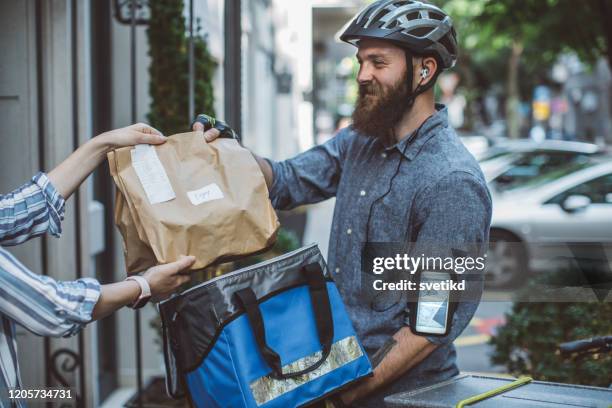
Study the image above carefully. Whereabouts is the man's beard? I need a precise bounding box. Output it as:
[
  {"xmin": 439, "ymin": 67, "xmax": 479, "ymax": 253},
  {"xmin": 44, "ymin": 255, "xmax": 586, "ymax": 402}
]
[{"xmin": 352, "ymin": 72, "xmax": 411, "ymax": 146}]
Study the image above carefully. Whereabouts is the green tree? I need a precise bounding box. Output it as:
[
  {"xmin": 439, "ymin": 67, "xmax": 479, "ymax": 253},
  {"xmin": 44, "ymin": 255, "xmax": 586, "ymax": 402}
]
[
  {"xmin": 147, "ymin": 0, "xmax": 216, "ymax": 134},
  {"xmin": 437, "ymin": 0, "xmax": 612, "ymax": 136}
]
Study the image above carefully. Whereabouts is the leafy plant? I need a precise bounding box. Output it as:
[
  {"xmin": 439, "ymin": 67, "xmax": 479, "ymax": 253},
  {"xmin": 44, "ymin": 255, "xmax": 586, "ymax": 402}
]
[
  {"xmin": 147, "ymin": 0, "xmax": 216, "ymax": 135},
  {"xmin": 490, "ymin": 270, "xmax": 612, "ymax": 387}
]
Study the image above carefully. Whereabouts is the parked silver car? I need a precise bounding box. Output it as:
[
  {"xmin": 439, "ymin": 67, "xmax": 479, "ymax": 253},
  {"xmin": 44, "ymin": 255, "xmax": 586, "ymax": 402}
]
[
  {"xmin": 486, "ymin": 157, "xmax": 612, "ymax": 288},
  {"xmin": 479, "ymin": 139, "xmax": 602, "ymax": 184}
]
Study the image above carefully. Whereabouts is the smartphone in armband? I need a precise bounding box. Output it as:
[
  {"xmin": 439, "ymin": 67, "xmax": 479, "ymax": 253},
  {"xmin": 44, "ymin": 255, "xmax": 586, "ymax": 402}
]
[{"xmin": 407, "ymin": 271, "xmax": 454, "ymax": 337}]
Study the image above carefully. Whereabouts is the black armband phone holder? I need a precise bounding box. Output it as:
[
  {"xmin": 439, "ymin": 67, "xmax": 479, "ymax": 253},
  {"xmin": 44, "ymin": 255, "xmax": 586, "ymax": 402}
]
[
  {"xmin": 405, "ymin": 269, "xmax": 459, "ymax": 337},
  {"xmin": 405, "ymin": 248, "xmax": 468, "ymax": 337}
]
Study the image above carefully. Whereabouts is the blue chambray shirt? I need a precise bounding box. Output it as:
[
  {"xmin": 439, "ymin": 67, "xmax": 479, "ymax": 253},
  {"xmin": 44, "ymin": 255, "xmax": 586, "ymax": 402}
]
[{"xmin": 267, "ymin": 105, "xmax": 492, "ymax": 405}]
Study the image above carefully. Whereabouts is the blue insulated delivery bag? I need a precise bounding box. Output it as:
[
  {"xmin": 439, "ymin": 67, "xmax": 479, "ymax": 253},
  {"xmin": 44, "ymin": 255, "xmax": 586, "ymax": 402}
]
[{"xmin": 159, "ymin": 244, "xmax": 372, "ymax": 407}]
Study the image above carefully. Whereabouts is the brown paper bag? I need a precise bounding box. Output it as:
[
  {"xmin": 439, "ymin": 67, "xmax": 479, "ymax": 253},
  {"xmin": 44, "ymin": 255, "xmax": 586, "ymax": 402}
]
[
  {"xmin": 108, "ymin": 131, "xmax": 279, "ymax": 275},
  {"xmin": 109, "ymin": 149, "xmax": 151, "ymax": 249},
  {"xmin": 108, "ymin": 148, "xmax": 157, "ymax": 273},
  {"xmin": 114, "ymin": 186, "xmax": 157, "ymax": 273}
]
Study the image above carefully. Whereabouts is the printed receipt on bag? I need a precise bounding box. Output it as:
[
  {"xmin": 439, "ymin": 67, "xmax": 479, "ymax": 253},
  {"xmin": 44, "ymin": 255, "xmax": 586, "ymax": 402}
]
[{"xmin": 131, "ymin": 144, "xmax": 176, "ymax": 204}]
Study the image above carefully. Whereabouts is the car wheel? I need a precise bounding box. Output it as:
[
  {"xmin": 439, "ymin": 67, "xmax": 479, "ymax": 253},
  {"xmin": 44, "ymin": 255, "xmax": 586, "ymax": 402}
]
[{"xmin": 485, "ymin": 230, "xmax": 528, "ymax": 289}]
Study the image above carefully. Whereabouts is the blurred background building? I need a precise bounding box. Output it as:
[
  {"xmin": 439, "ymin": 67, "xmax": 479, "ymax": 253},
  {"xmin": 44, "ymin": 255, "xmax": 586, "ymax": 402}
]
[{"xmin": 1, "ymin": 0, "xmax": 611, "ymax": 406}]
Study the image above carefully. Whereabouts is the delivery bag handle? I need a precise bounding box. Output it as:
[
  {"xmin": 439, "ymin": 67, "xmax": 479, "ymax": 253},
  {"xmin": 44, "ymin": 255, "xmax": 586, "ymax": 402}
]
[{"xmin": 233, "ymin": 263, "xmax": 334, "ymax": 379}]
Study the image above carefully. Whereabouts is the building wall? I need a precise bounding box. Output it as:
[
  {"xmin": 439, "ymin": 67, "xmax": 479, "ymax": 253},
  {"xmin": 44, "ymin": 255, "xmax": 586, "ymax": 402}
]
[
  {"xmin": 273, "ymin": 0, "xmax": 314, "ymax": 157},
  {"xmin": 241, "ymin": 0, "xmax": 312, "ymax": 160},
  {"xmin": 0, "ymin": 0, "xmax": 311, "ymax": 405},
  {"xmin": 0, "ymin": 0, "xmax": 46, "ymax": 393},
  {"xmin": 0, "ymin": 1, "xmax": 100, "ymax": 406}
]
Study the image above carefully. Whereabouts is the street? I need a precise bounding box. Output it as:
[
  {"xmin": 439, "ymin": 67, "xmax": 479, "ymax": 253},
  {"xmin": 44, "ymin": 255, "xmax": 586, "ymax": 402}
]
[{"xmin": 455, "ymin": 300, "xmax": 513, "ymax": 374}]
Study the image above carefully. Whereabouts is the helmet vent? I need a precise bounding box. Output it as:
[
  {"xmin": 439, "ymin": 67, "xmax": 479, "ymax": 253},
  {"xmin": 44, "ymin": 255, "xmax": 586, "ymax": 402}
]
[
  {"xmin": 371, "ymin": 9, "xmax": 390, "ymax": 24},
  {"xmin": 407, "ymin": 11, "xmax": 420, "ymax": 21},
  {"xmin": 358, "ymin": 7, "xmax": 376, "ymax": 25},
  {"xmin": 429, "ymin": 12, "xmax": 444, "ymax": 21},
  {"xmin": 410, "ymin": 27, "xmax": 434, "ymax": 38}
]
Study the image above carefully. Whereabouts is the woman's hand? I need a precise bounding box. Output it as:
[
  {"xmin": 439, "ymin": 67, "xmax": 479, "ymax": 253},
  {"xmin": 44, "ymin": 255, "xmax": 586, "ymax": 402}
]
[
  {"xmin": 92, "ymin": 256, "xmax": 196, "ymax": 320},
  {"xmin": 98, "ymin": 123, "xmax": 167, "ymax": 151},
  {"xmin": 144, "ymin": 255, "xmax": 196, "ymax": 302}
]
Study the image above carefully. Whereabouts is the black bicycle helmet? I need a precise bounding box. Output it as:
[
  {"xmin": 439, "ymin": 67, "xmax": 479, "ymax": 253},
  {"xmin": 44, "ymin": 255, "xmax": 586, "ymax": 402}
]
[{"xmin": 340, "ymin": 0, "xmax": 458, "ymax": 70}]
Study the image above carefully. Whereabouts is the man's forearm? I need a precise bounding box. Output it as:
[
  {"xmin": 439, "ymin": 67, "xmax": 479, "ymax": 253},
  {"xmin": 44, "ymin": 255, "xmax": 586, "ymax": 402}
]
[
  {"xmin": 253, "ymin": 153, "xmax": 274, "ymax": 189},
  {"xmin": 342, "ymin": 327, "xmax": 437, "ymax": 404}
]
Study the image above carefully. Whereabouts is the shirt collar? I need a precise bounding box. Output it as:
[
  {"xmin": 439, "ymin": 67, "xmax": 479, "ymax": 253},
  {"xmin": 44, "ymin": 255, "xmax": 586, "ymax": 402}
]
[{"xmin": 385, "ymin": 104, "xmax": 448, "ymax": 160}]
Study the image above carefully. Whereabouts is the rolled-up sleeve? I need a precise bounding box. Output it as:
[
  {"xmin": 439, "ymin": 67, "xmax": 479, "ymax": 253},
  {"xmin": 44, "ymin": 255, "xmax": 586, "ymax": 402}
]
[
  {"xmin": 412, "ymin": 171, "xmax": 492, "ymax": 346},
  {"xmin": 0, "ymin": 248, "xmax": 101, "ymax": 337},
  {"xmin": 0, "ymin": 172, "xmax": 66, "ymax": 245},
  {"xmin": 266, "ymin": 128, "xmax": 352, "ymax": 210}
]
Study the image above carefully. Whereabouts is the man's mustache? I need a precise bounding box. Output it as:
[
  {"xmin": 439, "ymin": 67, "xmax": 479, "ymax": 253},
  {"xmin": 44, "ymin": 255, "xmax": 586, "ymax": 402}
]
[{"xmin": 358, "ymin": 82, "xmax": 382, "ymax": 97}]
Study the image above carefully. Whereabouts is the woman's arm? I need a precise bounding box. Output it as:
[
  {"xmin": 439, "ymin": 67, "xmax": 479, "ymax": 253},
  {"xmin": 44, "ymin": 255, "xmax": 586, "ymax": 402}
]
[
  {"xmin": 0, "ymin": 123, "xmax": 166, "ymax": 246},
  {"xmin": 0, "ymin": 247, "xmax": 194, "ymax": 338},
  {"xmin": 0, "ymin": 173, "xmax": 65, "ymax": 245},
  {"xmin": 91, "ymin": 256, "xmax": 195, "ymax": 320},
  {"xmin": 48, "ymin": 123, "xmax": 167, "ymax": 200}
]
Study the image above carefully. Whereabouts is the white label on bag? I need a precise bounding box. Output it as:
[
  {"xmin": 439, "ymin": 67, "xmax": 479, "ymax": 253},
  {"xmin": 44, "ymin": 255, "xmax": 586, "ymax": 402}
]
[
  {"xmin": 130, "ymin": 144, "xmax": 176, "ymax": 204},
  {"xmin": 187, "ymin": 183, "xmax": 224, "ymax": 206}
]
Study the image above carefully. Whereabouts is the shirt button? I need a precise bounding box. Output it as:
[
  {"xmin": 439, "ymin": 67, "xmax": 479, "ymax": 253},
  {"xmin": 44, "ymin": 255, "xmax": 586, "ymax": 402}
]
[
  {"xmin": 381, "ymin": 152, "xmax": 387, "ymax": 158},
  {"xmin": 360, "ymin": 190, "xmax": 366, "ymax": 196},
  {"xmin": 347, "ymin": 228, "xmax": 352, "ymax": 235}
]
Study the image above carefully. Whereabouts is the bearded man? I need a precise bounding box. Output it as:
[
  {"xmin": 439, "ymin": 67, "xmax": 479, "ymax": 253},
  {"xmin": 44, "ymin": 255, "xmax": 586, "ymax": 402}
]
[{"xmin": 194, "ymin": 1, "xmax": 492, "ymax": 406}]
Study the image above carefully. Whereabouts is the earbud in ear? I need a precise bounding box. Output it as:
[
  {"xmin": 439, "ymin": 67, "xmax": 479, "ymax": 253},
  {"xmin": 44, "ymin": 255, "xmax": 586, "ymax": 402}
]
[{"xmin": 420, "ymin": 68, "xmax": 429, "ymax": 79}]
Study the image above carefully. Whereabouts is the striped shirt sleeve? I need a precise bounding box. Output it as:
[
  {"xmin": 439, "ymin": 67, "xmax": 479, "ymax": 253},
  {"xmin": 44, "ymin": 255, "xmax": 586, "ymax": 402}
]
[
  {"xmin": 0, "ymin": 172, "xmax": 65, "ymax": 246},
  {"xmin": 0, "ymin": 248, "xmax": 101, "ymax": 338}
]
